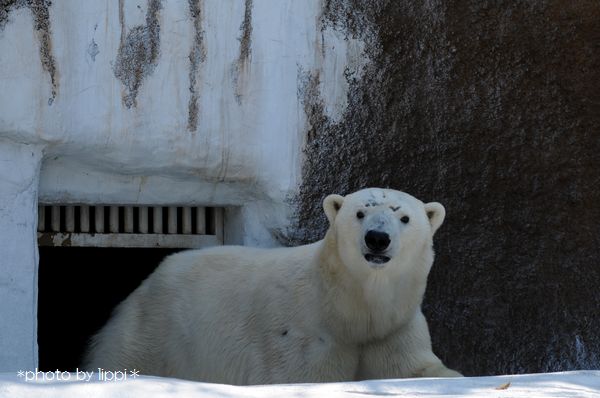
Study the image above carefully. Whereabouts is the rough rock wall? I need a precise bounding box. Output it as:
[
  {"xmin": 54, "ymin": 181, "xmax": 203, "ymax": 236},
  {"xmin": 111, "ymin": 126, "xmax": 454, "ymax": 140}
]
[{"xmin": 293, "ymin": 0, "xmax": 600, "ymax": 375}]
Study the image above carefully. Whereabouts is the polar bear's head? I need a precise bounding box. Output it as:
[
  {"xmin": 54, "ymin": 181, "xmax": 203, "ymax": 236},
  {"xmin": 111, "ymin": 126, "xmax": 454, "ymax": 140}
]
[{"xmin": 323, "ymin": 188, "xmax": 445, "ymax": 278}]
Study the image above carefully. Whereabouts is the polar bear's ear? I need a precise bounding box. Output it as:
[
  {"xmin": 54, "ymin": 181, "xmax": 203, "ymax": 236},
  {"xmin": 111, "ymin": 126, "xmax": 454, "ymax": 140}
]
[
  {"xmin": 424, "ymin": 202, "xmax": 445, "ymax": 235},
  {"xmin": 323, "ymin": 194, "xmax": 344, "ymax": 224}
]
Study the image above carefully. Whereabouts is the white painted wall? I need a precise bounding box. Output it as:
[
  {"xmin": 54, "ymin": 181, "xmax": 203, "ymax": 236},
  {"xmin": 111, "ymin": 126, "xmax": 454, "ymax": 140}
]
[
  {"xmin": 0, "ymin": 0, "xmax": 367, "ymax": 371},
  {"xmin": 0, "ymin": 141, "xmax": 43, "ymax": 372}
]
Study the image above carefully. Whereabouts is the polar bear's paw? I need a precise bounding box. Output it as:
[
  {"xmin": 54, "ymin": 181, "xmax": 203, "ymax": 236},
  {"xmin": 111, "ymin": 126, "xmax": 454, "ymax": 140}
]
[{"xmin": 416, "ymin": 363, "xmax": 463, "ymax": 378}]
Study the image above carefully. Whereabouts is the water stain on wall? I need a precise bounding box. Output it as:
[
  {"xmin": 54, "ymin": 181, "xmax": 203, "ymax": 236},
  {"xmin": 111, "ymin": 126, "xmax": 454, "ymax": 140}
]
[
  {"xmin": 87, "ymin": 38, "xmax": 99, "ymax": 62},
  {"xmin": 292, "ymin": 0, "xmax": 600, "ymax": 376},
  {"xmin": 113, "ymin": 0, "xmax": 162, "ymax": 109},
  {"xmin": 187, "ymin": 0, "xmax": 206, "ymax": 132},
  {"xmin": 232, "ymin": 0, "xmax": 252, "ymax": 105},
  {"xmin": 238, "ymin": 0, "xmax": 252, "ymax": 62},
  {"xmin": 87, "ymin": 24, "xmax": 100, "ymax": 63},
  {"xmin": 1, "ymin": 0, "xmax": 58, "ymax": 105}
]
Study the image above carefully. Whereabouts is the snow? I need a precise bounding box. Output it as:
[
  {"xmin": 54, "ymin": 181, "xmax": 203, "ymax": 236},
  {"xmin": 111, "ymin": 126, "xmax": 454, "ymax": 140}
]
[{"xmin": 1, "ymin": 371, "xmax": 598, "ymax": 398}]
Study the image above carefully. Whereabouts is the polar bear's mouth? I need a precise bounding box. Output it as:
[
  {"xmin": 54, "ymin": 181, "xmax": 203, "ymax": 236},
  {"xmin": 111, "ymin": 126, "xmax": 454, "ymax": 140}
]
[{"xmin": 364, "ymin": 253, "xmax": 391, "ymax": 265}]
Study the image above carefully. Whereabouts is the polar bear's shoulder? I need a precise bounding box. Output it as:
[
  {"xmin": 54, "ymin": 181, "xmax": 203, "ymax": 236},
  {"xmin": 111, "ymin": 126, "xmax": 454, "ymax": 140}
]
[{"xmin": 157, "ymin": 242, "xmax": 322, "ymax": 276}]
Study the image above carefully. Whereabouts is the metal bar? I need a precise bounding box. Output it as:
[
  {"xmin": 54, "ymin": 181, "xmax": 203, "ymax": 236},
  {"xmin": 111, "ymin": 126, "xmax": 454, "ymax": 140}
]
[
  {"xmin": 37, "ymin": 232, "xmax": 221, "ymax": 248},
  {"xmin": 168, "ymin": 206, "xmax": 177, "ymax": 234},
  {"xmin": 214, "ymin": 208, "xmax": 224, "ymax": 241},
  {"xmin": 109, "ymin": 206, "xmax": 119, "ymax": 233},
  {"xmin": 65, "ymin": 206, "xmax": 75, "ymax": 232},
  {"xmin": 196, "ymin": 206, "xmax": 206, "ymax": 234},
  {"xmin": 124, "ymin": 206, "xmax": 134, "ymax": 233},
  {"xmin": 182, "ymin": 207, "xmax": 192, "ymax": 234},
  {"xmin": 153, "ymin": 206, "xmax": 163, "ymax": 233},
  {"xmin": 51, "ymin": 206, "xmax": 60, "ymax": 232},
  {"xmin": 37, "ymin": 206, "xmax": 45, "ymax": 232},
  {"xmin": 39, "ymin": 204, "xmax": 225, "ymax": 245},
  {"xmin": 80, "ymin": 205, "xmax": 90, "ymax": 233},
  {"xmin": 139, "ymin": 206, "xmax": 148, "ymax": 234},
  {"xmin": 95, "ymin": 206, "xmax": 105, "ymax": 233}
]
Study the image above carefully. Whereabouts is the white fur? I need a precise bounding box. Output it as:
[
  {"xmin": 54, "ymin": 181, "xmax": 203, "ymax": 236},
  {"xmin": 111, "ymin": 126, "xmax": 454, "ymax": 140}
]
[{"xmin": 84, "ymin": 188, "xmax": 461, "ymax": 384}]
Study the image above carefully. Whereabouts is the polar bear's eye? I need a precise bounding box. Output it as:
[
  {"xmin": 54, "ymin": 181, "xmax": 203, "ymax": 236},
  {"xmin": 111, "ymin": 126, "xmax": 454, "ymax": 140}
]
[
  {"xmin": 401, "ymin": 216, "xmax": 410, "ymax": 224},
  {"xmin": 356, "ymin": 211, "xmax": 365, "ymax": 219}
]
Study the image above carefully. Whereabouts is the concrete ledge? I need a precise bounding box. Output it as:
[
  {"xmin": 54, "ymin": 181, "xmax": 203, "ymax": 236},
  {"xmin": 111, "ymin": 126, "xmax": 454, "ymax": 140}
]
[{"xmin": 0, "ymin": 371, "xmax": 598, "ymax": 398}]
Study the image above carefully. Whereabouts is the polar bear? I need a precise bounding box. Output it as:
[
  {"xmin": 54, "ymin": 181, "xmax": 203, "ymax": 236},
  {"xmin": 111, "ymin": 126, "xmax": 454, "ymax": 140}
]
[{"xmin": 84, "ymin": 188, "xmax": 461, "ymax": 384}]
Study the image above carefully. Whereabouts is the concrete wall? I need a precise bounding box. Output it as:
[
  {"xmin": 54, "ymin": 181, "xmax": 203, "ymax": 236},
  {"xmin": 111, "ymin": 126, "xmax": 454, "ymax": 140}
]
[
  {"xmin": 0, "ymin": 0, "xmax": 367, "ymax": 242},
  {"xmin": 0, "ymin": 141, "xmax": 43, "ymax": 372}
]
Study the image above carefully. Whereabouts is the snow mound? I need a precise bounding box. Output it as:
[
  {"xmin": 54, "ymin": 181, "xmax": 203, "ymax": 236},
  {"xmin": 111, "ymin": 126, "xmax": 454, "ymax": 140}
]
[{"xmin": 0, "ymin": 370, "xmax": 598, "ymax": 398}]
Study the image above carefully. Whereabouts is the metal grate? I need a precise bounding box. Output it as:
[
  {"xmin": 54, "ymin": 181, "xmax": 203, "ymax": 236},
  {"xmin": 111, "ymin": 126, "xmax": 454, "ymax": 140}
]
[{"xmin": 37, "ymin": 205, "xmax": 223, "ymax": 248}]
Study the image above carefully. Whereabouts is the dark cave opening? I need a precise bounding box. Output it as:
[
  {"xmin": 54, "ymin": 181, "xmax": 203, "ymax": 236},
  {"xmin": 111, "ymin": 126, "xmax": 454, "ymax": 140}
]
[{"xmin": 37, "ymin": 247, "xmax": 179, "ymax": 371}]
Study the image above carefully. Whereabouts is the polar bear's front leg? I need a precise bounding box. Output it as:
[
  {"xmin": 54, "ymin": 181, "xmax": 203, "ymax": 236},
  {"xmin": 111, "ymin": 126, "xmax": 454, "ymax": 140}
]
[{"xmin": 356, "ymin": 310, "xmax": 462, "ymax": 380}]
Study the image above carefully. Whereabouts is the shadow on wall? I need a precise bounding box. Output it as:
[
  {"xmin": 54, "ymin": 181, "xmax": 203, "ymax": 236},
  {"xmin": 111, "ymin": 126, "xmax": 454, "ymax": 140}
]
[{"xmin": 291, "ymin": 0, "xmax": 600, "ymax": 375}]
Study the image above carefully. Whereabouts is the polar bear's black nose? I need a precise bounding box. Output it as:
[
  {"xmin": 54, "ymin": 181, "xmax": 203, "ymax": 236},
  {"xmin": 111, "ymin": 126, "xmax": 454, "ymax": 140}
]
[{"xmin": 365, "ymin": 230, "xmax": 390, "ymax": 252}]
